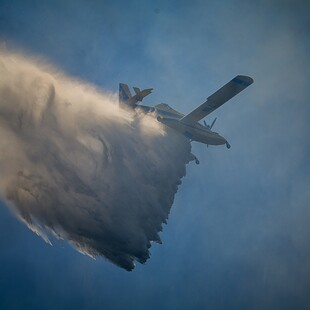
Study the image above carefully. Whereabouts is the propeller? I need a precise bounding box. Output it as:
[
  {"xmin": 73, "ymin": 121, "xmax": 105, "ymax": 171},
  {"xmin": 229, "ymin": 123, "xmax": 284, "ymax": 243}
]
[
  {"xmin": 203, "ymin": 118, "xmax": 217, "ymax": 148},
  {"xmin": 203, "ymin": 117, "xmax": 217, "ymax": 130}
]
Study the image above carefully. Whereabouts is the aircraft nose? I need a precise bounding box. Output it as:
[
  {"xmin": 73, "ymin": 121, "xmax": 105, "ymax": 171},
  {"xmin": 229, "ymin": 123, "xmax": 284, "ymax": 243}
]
[{"xmin": 217, "ymin": 134, "xmax": 227, "ymax": 144}]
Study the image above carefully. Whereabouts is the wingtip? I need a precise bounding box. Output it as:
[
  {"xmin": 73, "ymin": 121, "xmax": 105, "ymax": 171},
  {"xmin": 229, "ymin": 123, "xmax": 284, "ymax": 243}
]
[
  {"xmin": 238, "ymin": 75, "xmax": 254, "ymax": 84},
  {"xmin": 233, "ymin": 75, "xmax": 254, "ymax": 87}
]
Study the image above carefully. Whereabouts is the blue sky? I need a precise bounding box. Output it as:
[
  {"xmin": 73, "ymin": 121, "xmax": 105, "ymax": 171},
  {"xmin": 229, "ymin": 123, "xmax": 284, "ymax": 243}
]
[{"xmin": 0, "ymin": 0, "xmax": 310, "ymax": 309}]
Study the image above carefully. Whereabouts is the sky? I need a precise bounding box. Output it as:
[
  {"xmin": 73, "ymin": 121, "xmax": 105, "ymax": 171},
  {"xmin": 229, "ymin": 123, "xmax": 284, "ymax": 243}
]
[{"xmin": 0, "ymin": 0, "xmax": 310, "ymax": 309}]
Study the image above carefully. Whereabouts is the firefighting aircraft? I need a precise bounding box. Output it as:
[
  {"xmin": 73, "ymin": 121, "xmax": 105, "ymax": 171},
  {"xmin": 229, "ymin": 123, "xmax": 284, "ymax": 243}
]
[{"xmin": 119, "ymin": 75, "xmax": 253, "ymax": 164}]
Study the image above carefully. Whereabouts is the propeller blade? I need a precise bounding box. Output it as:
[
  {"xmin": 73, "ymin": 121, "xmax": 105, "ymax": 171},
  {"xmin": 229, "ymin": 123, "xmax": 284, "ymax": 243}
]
[{"xmin": 210, "ymin": 117, "xmax": 217, "ymax": 129}]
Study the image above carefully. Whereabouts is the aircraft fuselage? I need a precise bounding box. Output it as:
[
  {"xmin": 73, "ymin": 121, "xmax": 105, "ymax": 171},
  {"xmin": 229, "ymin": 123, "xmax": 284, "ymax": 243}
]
[
  {"xmin": 137, "ymin": 104, "xmax": 228, "ymax": 147},
  {"xmin": 158, "ymin": 117, "xmax": 227, "ymax": 145}
]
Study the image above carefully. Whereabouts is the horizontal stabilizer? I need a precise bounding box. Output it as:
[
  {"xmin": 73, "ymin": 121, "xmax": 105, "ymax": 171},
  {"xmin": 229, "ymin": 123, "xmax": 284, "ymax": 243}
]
[
  {"xmin": 180, "ymin": 75, "xmax": 253, "ymax": 124},
  {"xmin": 134, "ymin": 87, "xmax": 153, "ymax": 102},
  {"xmin": 133, "ymin": 87, "xmax": 141, "ymax": 95},
  {"xmin": 119, "ymin": 83, "xmax": 153, "ymax": 108}
]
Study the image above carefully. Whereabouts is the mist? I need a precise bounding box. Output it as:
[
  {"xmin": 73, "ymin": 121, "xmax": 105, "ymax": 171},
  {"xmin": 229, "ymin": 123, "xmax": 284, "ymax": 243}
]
[{"xmin": 0, "ymin": 49, "xmax": 191, "ymax": 271}]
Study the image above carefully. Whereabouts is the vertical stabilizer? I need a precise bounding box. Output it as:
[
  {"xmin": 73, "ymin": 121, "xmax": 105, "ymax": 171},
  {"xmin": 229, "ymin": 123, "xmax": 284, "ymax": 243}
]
[{"xmin": 119, "ymin": 83, "xmax": 132, "ymax": 103}]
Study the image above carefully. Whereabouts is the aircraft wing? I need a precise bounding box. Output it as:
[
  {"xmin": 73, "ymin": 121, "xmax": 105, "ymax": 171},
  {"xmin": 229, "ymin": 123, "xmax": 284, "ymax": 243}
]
[{"xmin": 180, "ymin": 75, "xmax": 253, "ymax": 124}]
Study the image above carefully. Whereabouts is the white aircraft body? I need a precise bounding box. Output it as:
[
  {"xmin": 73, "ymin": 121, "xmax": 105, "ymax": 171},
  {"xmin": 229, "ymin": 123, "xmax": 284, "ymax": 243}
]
[{"xmin": 119, "ymin": 75, "xmax": 253, "ymax": 163}]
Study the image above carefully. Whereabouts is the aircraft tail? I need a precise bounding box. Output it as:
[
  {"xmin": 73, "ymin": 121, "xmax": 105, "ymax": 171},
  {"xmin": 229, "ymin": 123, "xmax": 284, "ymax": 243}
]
[{"xmin": 119, "ymin": 83, "xmax": 153, "ymax": 108}]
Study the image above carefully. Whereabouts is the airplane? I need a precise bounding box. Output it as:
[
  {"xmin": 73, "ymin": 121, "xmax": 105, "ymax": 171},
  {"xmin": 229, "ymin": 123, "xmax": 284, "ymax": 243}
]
[{"xmin": 119, "ymin": 75, "xmax": 253, "ymax": 164}]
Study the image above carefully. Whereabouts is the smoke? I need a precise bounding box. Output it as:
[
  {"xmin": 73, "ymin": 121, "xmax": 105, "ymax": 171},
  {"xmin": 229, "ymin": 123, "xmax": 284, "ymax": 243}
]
[{"xmin": 0, "ymin": 49, "xmax": 191, "ymax": 271}]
